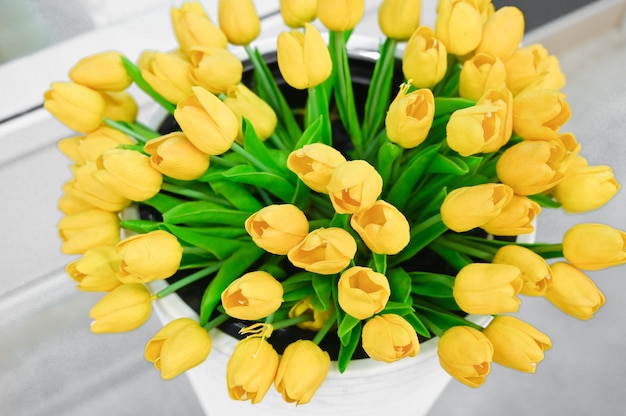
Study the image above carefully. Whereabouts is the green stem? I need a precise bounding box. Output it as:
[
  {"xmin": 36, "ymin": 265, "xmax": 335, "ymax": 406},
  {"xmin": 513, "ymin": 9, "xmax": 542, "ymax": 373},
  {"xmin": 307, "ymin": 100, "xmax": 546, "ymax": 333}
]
[
  {"xmin": 203, "ymin": 312, "xmax": 231, "ymax": 331},
  {"xmin": 104, "ymin": 118, "xmax": 150, "ymax": 143},
  {"xmin": 120, "ymin": 56, "xmax": 176, "ymax": 114},
  {"xmin": 271, "ymin": 314, "xmax": 315, "ymax": 330},
  {"xmin": 433, "ymin": 236, "xmax": 497, "ymax": 262},
  {"xmin": 230, "ymin": 142, "xmax": 271, "ymax": 173},
  {"xmin": 160, "ymin": 182, "xmax": 230, "ymax": 205},
  {"xmin": 312, "ymin": 309, "xmax": 337, "ymax": 345},
  {"xmin": 156, "ymin": 262, "xmax": 224, "ymax": 298}
]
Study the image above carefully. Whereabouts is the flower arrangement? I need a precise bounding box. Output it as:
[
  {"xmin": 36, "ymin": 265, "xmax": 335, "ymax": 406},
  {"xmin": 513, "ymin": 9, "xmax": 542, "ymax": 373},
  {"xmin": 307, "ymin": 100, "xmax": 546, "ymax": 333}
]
[{"xmin": 47, "ymin": 0, "xmax": 625, "ymax": 407}]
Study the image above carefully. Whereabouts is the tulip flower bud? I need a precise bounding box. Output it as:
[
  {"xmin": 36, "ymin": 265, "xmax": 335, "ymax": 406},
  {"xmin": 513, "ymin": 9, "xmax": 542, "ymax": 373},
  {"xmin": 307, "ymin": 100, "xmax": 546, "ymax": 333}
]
[
  {"xmin": 68, "ymin": 162, "xmax": 131, "ymax": 212},
  {"xmin": 66, "ymin": 246, "xmax": 122, "ymax": 292},
  {"xmin": 563, "ymin": 224, "xmax": 626, "ymax": 271},
  {"xmin": 188, "ymin": 46, "xmax": 243, "ymax": 95},
  {"xmin": 385, "ymin": 84, "xmax": 434, "ymax": 149},
  {"xmin": 482, "ymin": 316, "xmax": 551, "ymax": 373},
  {"xmin": 288, "ymin": 227, "xmax": 357, "ymax": 274},
  {"xmin": 553, "ymin": 165, "xmax": 620, "ymax": 213},
  {"xmin": 327, "ymin": 160, "xmax": 383, "ymax": 214},
  {"xmin": 89, "ymin": 283, "xmax": 153, "ymax": 333},
  {"xmin": 275, "ymin": 340, "xmax": 331, "ymax": 405},
  {"xmin": 58, "ymin": 208, "xmax": 120, "ymax": 254},
  {"xmin": 227, "ymin": 337, "xmax": 279, "ymax": 404},
  {"xmin": 116, "ymin": 230, "xmax": 183, "ymax": 283},
  {"xmin": 504, "ymin": 44, "xmax": 565, "ymax": 96},
  {"xmin": 402, "ymin": 26, "xmax": 448, "ymax": 89},
  {"xmin": 496, "ymin": 140, "xmax": 566, "ymax": 196},
  {"xmin": 446, "ymin": 103, "xmax": 504, "ymax": 157},
  {"xmin": 224, "ymin": 84, "xmax": 278, "ymax": 142},
  {"xmin": 475, "ymin": 88, "xmax": 513, "ymax": 151},
  {"xmin": 280, "ymin": 0, "xmax": 317, "ymax": 28},
  {"xmin": 287, "ymin": 143, "xmax": 347, "ymax": 193},
  {"xmin": 138, "ymin": 50, "xmax": 193, "ymax": 105},
  {"xmin": 218, "ymin": 0, "xmax": 261, "ymax": 45},
  {"xmin": 44, "ymin": 81, "xmax": 106, "ymax": 133},
  {"xmin": 94, "ymin": 148, "xmax": 163, "ymax": 202},
  {"xmin": 288, "ymin": 297, "xmax": 333, "ymax": 331},
  {"xmin": 101, "ymin": 90, "xmax": 138, "ymax": 122},
  {"xmin": 277, "ymin": 23, "xmax": 333, "ymax": 90},
  {"xmin": 350, "ymin": 200, "xmax": 411, "ymax": 255},
  {"xmin": 453, "ymin": 263, "xmax": 523, "ymax": 314},
  {"xmin": 58, "ymin": 135, "xmax": 85, "ymax": 164},
  {"xmin": 378, "ymin": 0, "xmax": 421, "ymax": 41},
  {"xmin": 317, "ymin": 0, "xmax": 365, "ymax": 31},
  {"xmin": 221, "ymin": 271, "xmax": 284, "ymax": 320},
  {"xmin": 78, "ymin": 126, "xmax": 134, "ymax": 163},
  {"xmin": 475, "ymin": 7, "xmax": 524, "ymax": 60},
  {"xmin": 144, "ymin": 132, "xmax": 210, "ymax": 181},
  {"xmin": 338, "ymin": 266, "xmax": 391, "ymax": 319},
  {"xmin": 481, "ymin": 194, "xmax": 541, "ymax": 237},
  {"xmin": 69, "ymin": 51, "xmax": 132, "ymax": 92},
  {"xmin": 170, "ymin": 2, "xmax": 228, "ymax": 53},
  {"xmin": 245, "ymin": 204, "xmax": 309, "ymax": 255},
  {"xmin": 513, "ymin": 89, "xmax": 571, "ymax": 140},
  {"xmin": 145, "ymin": 318, "xmax": 212, "ymax": 380},
  {"xmin": 362, "ymin": 314, "xmax": 420, "ymax": 363},
  {"xmin": 174, "ymin": 86, "xmax": 239, "ymax": 155},
  {"xmin": 492, "ymin": 245, "xmax": 551, "ymax": 296},
  {"xmin": 435, "ymin": 0, "xmax": 483, "ymax": 56},
  {"xmin": 459, "ymin": 53, "xmax": 507, "ymax": 101},
  {"xmin": 544, "ymin": 262, "xmax": 605, "ymax": 320},
  {"xmin": 58, "ymin": 180, "xmax": 95, "ymax": 215},
  {"xmin": 440, "ymin": 183, "xmax": 514, "ymax": 232},
  {"xmin": 438, "ymin": 326, "xmax": 493, "ymax": 388}
]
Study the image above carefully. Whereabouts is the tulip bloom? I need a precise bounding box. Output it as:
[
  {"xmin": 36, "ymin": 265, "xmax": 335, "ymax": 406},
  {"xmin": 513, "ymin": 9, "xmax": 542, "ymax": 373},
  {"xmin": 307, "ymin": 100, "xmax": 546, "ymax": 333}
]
[
  {"xmin": 227, "ymin": 337, "xmax": 279, "ymax": 404},
  {"xmin": 385, "ymin": 84, "xmax": 434, "ymax": 149},
  {"xmin": 288, "ymin": 297, "xmax": 333, "ymax": 331},
  {"xmin": 317, "ymin": 0, "xmax": 364, "ymax": 31},
  {"xmin": 361, "ymin": 314, "xmax": 420, "ymax": 363},
  {"xmin": 66, "ymin": 246, "xmax": 122, "ymax": 292},
  {"xmin": 188, "ymin": 46, "xmax": 243, "ymax": 95},
  {"xmin": 481, "ymin": 194, "xmax": 541, "ymax": 237},
  {"xmin": 44, "ymin": 81, "xmax": 106, "ymax": 132},
  {"xmin": 218, "ymin": 0, "xmax": 261, "ymax": 45},
  {"xmin": 275, "ymin": 340, "xmax": 331, "ymax": 405},
  {"xmin": 116, "ymin": 230, "xmax": 183, "ymax": 283},
  {"xmin": 288, "ymin": 227, "xmax": 357, "ymax": 274},
  {"xmin": 69, "ymin": 51, "xmax": 132, "ymax": 92},
  {"xmin": 101, "ymin": 91, "xmax": 138, "ymax": 122},
  {"xmin": 326, "ymin": 160, "xmax": 383, "ymax": 214},
  {"xmin": 446, "ymin": 103, "xmax": 505, "ymax": 156},
  {"xmin": 170, "ymin": 1, "xmax": 228, "ymax": 52},
  {"xmin": 79, "ymin": 126, "xmax": 134, "ymax": 163},
  {"xmin": 224, "ymin": 84, "xmax": 278, "ymax": 142},
  {"xmin": 144, "ymin": 132, "xmax": 210, "ymax": 181},
  {"xmin": 563, "ymin": 224, "xmax": 626, "ymax": 271},
  {"xmin": 94, "ymin": 148, "xmax": 163, "ymax": 202},
  {"xmin": 453, "ymin": 263, "xmax": 523, "ymax": 314},
  {"xmin": 221, "ymin": 271, "xmax": 284, "ymax": 320},
  {"xmin": 553, "ymin": 165, "xmax": 620, "ymax": 213},
  {"xmin": 402, "ymin": 26, "xmax": 448, "ymax": 89},
  {"xmin": 459, "ymin": 53, "xmax": 507, "ymax": 101},
  {"xmin": 277, "ymin": 23, "xmax": 333, "ymax": 90},
  {"xmin": 476, "ymin": 88, "xmax": 514, "ymax": 151},
  {"xmin": 287, "ymin": 143, "xmax": 347, "ymax": 193},
  {"xmin": 440, "ymin": 183, "xmax": 514, "ymax": 232},
  {"xmin": 438, "ymin": 326, "xmax": 493, "ymax": 388},
  {"xmin": 544, "ymin": 262, "xmax": 605, "ymax": 320},
  {"xmin": 138, "ymin": 50, "xmax": 194, "ymax": 105},
  {"xmin": 58, "ymin": 181, "xmax": 95, "ymax": 215},
  {"xmin": 350, "ymin": 200, "xmax": 411, "ymax": 255},
  {"xmin": 89, "ymin": 283, "xmax": 153, "ymax": 333},
  {"xmin": 504, "ymin": 44, "xmax": 566, "ymax": 96},
  {"xmin": 482, "ymin": 316, "xmax": 551, "ymax": 373},
  {"xmin": 245, "ymin": 204, "xmax": 309, "ymax": 255},
  {"xmin": 435, "ymin": 0, "xmax": 483, "ymax": 56},
  {"xmin": 68, "ymin": 162, "xmax": 131, "ymax": 212},
  {"xmin": 145, "ymin": 317, "xmax": 212, "ymax": 380},
  {"xmin": 58, "ymin": 208, "xmax": 120, "ymax": 254},
  {"xmin": 280, "ymin": 0, "xmax": 317, "ymax": 28},
  {"xmin": 512, "ymin": 89, "xmax": 571, "ymax": 140},
  {"xmin": 58, "ymin": 135, "xmax": 85, "ymax": 164},
  {"xmin": 174, "ymin": 86, "xmax": 239, "ymax": 155},
  {"xmin": 475, "ymin": 7, "xmax": 524, "ymax": 60},
  {"xmin": 492, "ymin": 245, "xmax": 551, "ymax": 296},
  {"xmin": 338, "ymin": 266, "xmax": 391, "ymax": 319},
  {"xmin": 378, "ymin": 0, "xmax": 421, "ymax": 41}
]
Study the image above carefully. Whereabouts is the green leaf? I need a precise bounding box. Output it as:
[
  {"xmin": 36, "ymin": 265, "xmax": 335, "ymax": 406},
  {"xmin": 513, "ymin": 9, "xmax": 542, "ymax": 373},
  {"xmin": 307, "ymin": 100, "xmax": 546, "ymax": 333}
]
[
  {"xmin": 377, "ymin": 141, "xmax": 403, "ymax": 191},
  {"xmin": 404, "ymin": 312, "xmax": 430, "ymax": 338},
  {"xmin": 391, "ymin": 215, "xmax": 448, "ymax": 266},
  {"xmin": 162, "ymin": 224, "xmax": 245, "ymax": 260},
  {"xmin": 221, "ymin": 165, "xmax": 296, "ymax": 202},
  {"xmin": 387, "ymin": 267, "xmax": 412, "ymax": 304},
  {"xmin": 312, "ymin": 274, "xmax": 333, "ymax": 311},
  {"xmin": 141, "ymin": 193, "xmax": 184, "ymax": 214},
  {"xmin": 337, "ymin": 322, "xmax": 362, "ymax": 373},
  {"xmin": 162, "ymin": 200, "xmax": 251, "ymax": 226},
  {"xmin": 293, "ymin": 116, "xmax": 323, "ymax": 149},
  {"xmin": 381, "ymin": 301, "xmax": 414, "ymax": 315},
  {"xmin": 241, "ymin": 118, "xmax": 290, "ymax": 176},
  {"xmin": 208, "ymin": 180, "xmax": 263, "ymax": 212},
  {"xmin": 373, "ymin": 253, "xmax": 387, "ymax": 274},
  {"xmin": 305, "ymin": 84, "xmax": 332, "ymax": 145},
  {"xmin": 414, "ymin": 303, "xmax": 482, "ymax": 336},
  {"xmin": 120, "ymin": 56, "xmax": 175, "ymax": 114},
  {"xmin": 528, "ymin": 193, "xmax": 562, "ymax": 208},
  {"xmin": 282, "ymin": 285, "xmax": 316, "ymax": 302},
  {"xmin": 337, "ymin": 314, "xmax": 361, "ymax": 345},
  {"xmin": 425, "ymin": 154, "xmax": 472, "ymax": 175},
  {"xmin": 119, "ymin": 219, "xmax": 160, "ymax": 234},
  {"xmin": 433, "ymin": 97, "xmax": 475, "ymax": 117},
  {"xmin": 410, "ymin": 272, "xmax": 455, "ymax": 298}
]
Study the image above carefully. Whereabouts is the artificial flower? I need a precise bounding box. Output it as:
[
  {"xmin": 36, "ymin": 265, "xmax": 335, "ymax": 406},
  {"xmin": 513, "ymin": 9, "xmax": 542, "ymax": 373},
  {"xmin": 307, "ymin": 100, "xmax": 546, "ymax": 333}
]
[
  {"xmin": 438, "ymin": 326, "xmax": 493, "ymax": 388},
  {"xmin": 288, "ymin": 297, "xmax": 333, "ymax": 331},
  {"xmin": 57, "ymin": 208, "xmax": 120, "ymax": 254},
  {"xmin": 279, "ymin": 0, "xmax": 317, "ymax": 28},
  {"xmin": 544, "ymin": 262, "xmax": 605, "ymax": 320},
  {"xmin": 218, "ymin": 0, "xmax": 261, "ymax": 46},
  {"xmin": 188, "ymin": 46, "xmax": 243, "ymax": 94},
  {"xmin": 504, "ymin": 43, "xmax": 565, "ymax": 96},
  {"xmin": 89, "ymin": 283, "xmax": 153, "ymax": 333},
  {"xmin": 446, "ymin": 103, "xmax": 505, "ymax": 156},
  {"xmin": 69, "ymin": 51, "xmax": 132, "ymax": 92},
  {"xmin": 361, "ymin": 314, "xmax": 420, "ymax": 363},
  {"xmin": 44, "ymin": 81, "xmax": 106, "ymax": 132},
  {"xmin": 78, "ymin": 125, "xmax": 134, "ymax": 162},
  {"xmin": 512, "ymin": 88, "xmax": 571, "ymax": 140},
  {"xmin": 385, "ymin": 84, "xmax": 435, "ymax": 149},
  {"xmin": 435, "ymin": 0, "xmax": 483, "ymax": 56},
  {"xmin": 481, "ymin": 194, "xmax": 541, "ymax": 236},
  {"xmin": 492, "ymin": 245, "xmax": 552, "ymax": 296},
  {"xmin": 378, "ymin": 0, "xmax": 421, "ymax": 41},
  {"xmin": 316, "ymin": 0, "xmax": 365, "ymax": 31},
  {"xmin": 144, "ymin": 132, "xmax": 211, "ymax": 181},
  {"xmin": 326, "ymin": 160, "xmax": 383, "ymax": 214},
  {"xmin": 221, "ymin": 271, "xmax": 284, "ymax": 320},
  {"xmin": 101, "ymin": 90, "xmax": 138, "ymax": 122},
  {"xmin": 350, "ymin": 200, "xmax": 411, "ymax": 255},
  {"xmin": 170, "ymin": 1, "xmax": 228, "ymax": 52},
  {"xmin": 223, "ymin": 83, "xmax": 278, "ymax": 142},
  {"xmin": 115, "ymin": 230, "xmax": 183, "ymax": 283},
  {"xmin": 287, "ymin": 227, "xmax": 357, "ymax": 274},
  {"xmin": 226, "ymin": 337, "xmax": 279, "ymax": 404},
  {"xmin": 475, "ymin": 6, "xmax": 524, "ymax": 60},
  {"xmin": 562, "ymin": 224, "xmax": 626, "ymax": 271},
  {"xmin": 402, "ymin": 26, "xmax": 448, "ymax": 88},
  {"xmin": 66, "ymin": 246, "xmax": 122, "ymax": 292},
  {"xmin": 57, "ymin": 135, "xmax": 85, "ymax": 165},
  {"xmin": 338, "ymin": 266, "xmax": 391, "ymax": 319},
  {"xmin": 245, "ymin": 204, "xmax": 309, "ymax": 255},
  {"xmin": 459, "ymin": 53, "xmax": 507, "ymax": 101},
  {"xmin": 553, "ymin": 164, "xmax": 620, "ymax": 213},
  {"xmin": 286, "ymin": 143, "xmax": 347, "ymax": 193},
  {"xmin": 138, "ymin": 50, "xmax": 194, "ymax": 104},
  {"xmin": 67, "ymin": 162, "xmax": 131, "ymax": 212}
]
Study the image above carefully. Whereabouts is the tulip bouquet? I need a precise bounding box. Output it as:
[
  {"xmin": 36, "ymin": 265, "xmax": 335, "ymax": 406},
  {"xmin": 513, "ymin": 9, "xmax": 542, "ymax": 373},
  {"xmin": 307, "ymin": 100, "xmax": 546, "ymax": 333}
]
[{"xmin": 47, "ymin": 0, "xmax": 625, "ymax": 407}]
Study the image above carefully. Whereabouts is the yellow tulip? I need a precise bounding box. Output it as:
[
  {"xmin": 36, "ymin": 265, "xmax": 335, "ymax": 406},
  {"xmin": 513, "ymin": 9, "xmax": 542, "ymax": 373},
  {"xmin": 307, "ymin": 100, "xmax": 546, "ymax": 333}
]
[
  {"xmin": 327, "ymin": 160, "xmax": 383, "ymax": 214},
  {"xmin": 435, "ymin": 0, "xmax": 483, "ymax": 56},
  {"xmin": 69, "ymin": 51, "xmax": 132, "ymax": 92},
  {"xmin": 475, "ymin": 6, "xmax": 524, "ymax": 60},
  {"xmin": 453, "ymin": 263, "xmax": 523, "ymax": 314},
  {"xmin": 286, "ymin": 143, "xmax": 347, "ymax": 193},
  {"xmin": 350, "ymin": 200, "xmax": 411, "ymax": 255},
  {"xmin": 544, "ymin": 262, "xmax": 605, "ymax": 320},
  {"xmin": 223, "ymin": 84, "xmax": 278, "ymax": 142},
  {"xmin": 287, "ymin": 227, "xmax": 357, "ymax": 274},
  {"xmin": 58, "ymin": 208, "xmax": 120, "ymax": 254},
  {"xmin": 378, "ymin": 0, "xmax": 421, "ymax": 41},
  {"xmin": 218, "ymin": 0, "xmax": 261, "ymax": 45},
  {"xmin": 188, "ymin": 46, "xmax": 243, "ymax": 95},
  {"xmin": 101, "ymin": 90, "xmax": 138, "ymax": 122},
  {"xmin": 402, "ymin": 26, "xmax": 448, "ymax": 89},
  {"xmin": 361, "ymin": 314, "xmax": 420, "ymax": 363},
  {"xmin": 67, "ymin": 162, "xmax": 131, "ymax": 212},
  {"xmin": 280, "ymin": 0, "xmax": 317, "ymax": 28},
  {"xmin": 459, "ymin": 53, "xmax": 506, "ymax": 101},
  {"xmin": 57, "ymin": 135, "xmax": 85, "ymax": 164},
  {"xmin": 317, "ymin": 0, "xmax": 364, "ymax": 31},
  {"xmin": 277, "ymin": 23, "xmax": 333, "ymax": 90},
  {"xmin": 482, "ymin": 316, "xmax": 551, "ymax": 373},
  {"xmin": 116, "ymin": 230, "xmax": 183, "ymax": 283},
  {"xmin": 89, "ymin": 283, "xmax": 153, "ymax": 333},
  {"xmin": 227, "ymin": 337, "xmax": 279, "ymax": 404},
  {"xmin": 288, "ymin": 297, "xmax": 333, "ymax": 331},
  {"xmin": 438, "ymin": 326, "xmax": 493, "ymax": 388},
  {"xmin": 221, "ymin": 271, "xmax": 284, "ymax": 320},
  {"xmin": 481, "ymin": 194, "xmax": 541, "ymax": 237},
  {"xmin": 144, "ymin": 132, "xmax": 210, "ymax": 181},
  {"xmin": 145, "ymin": 317, "xmax": 212, "ymax": 380},
  {"xmin": 44, "ymin": 81, "xmax": 106, "ymax": 133},
  {"xmin": 446, "ymin": 103, "xmax": 504, "ymax": 156},
  {"xmin": 138, "ymin": 50, "xmax": 193, "ymax": 105},
  {"xmin": 475, "ymin": 88, "xmax": 513, "ymax": 152},
  {"xmin": 245, "ymin": 204, "xmax": 309, "ymax": 255},
  {"xmin": 78, "ymin": 125, "xmax": 134, "ymax": 163},
  {"xmin": 170, "ymin": 1, "xmax": 228, "ymax": 53},
  {"xmin": 58, "ymin": 180, "xmax": 96, "ymax": 215},
  {"xmin": 274, "ymin": 340, "xmax": 331, "ymax": 405},
  {"xmin": 66, "ymin": 246, "xmax": 122, "ymax": 292},
  {"xmin": 504, "ymin": 44, "xmax": 565, "ymax": 96},
  {"xmin": 563, "ymin": 224, "xmax": 626, "ymax": 271},
  {"xmin": 492, "ymin": 245, "xmax": 551, "ymax": 296},
  {"xmin": 174, "ymin": 86, "xmax": 239, "ymax": 155},
  {"xmin": 512, "ymin": 88, "xmax": 571, "ymax": 140},
  {"xmin": 440, "ymin": 183, "xmax": 514, "ymax": 232},
  {"xmin": 385, "ymin": 84, "xmax": 434, "ymax": 149},
  {"xmin": 553, "ymin": 165, "xmax": 620, "ymax": 213},
  {"xmin": 338, "ymin": 266, "xmax": 391, "ymax": 319}
]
